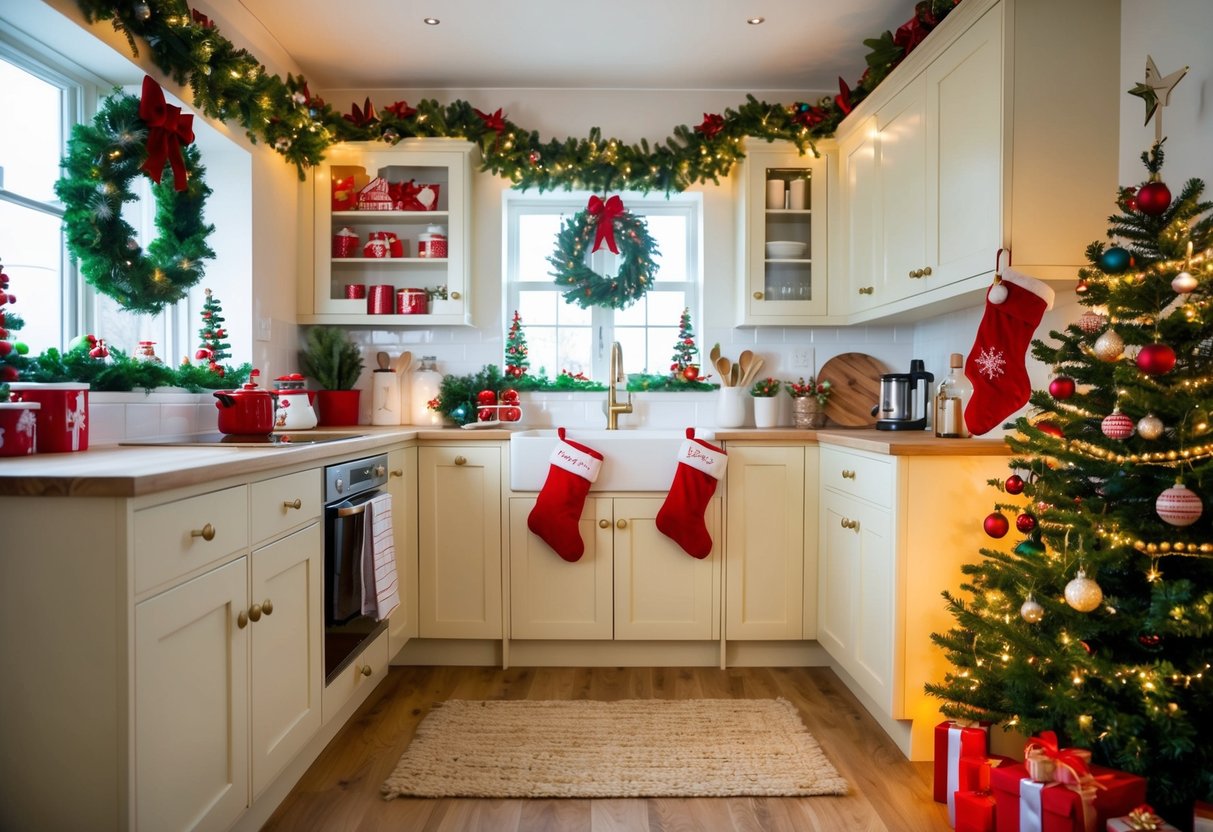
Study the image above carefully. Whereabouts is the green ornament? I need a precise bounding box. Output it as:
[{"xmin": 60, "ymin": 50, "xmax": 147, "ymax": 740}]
[{"xmin": 13, "ymin": 341, "xmax": 28, "ymax": 355}]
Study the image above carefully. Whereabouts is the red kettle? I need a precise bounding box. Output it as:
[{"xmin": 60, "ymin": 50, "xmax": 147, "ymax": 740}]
[{"xmin": 213, "ymin": 370, "xmax": 275, "ymax": 434}]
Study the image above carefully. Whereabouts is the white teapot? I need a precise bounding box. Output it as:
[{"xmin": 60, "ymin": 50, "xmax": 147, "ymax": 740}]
[{"xmin": 273, "ymin": 374, "xmax": 318, "ymax": 430}]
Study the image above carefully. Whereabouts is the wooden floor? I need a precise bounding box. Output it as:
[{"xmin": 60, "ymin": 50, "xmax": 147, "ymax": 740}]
[{"xmin": 263, "ymin": 666, "xmax": 951, "ymax": 831}]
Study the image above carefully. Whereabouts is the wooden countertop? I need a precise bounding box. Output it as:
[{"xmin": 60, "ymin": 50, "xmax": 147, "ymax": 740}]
[{"xmin": 0, "ymin": 425, "xmax": 1008, "ymax": 498}]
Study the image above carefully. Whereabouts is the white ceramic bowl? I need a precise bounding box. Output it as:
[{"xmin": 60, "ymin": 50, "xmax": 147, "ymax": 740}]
[{"xmin": 765, "ymin": 240, "xmax": 807, "ymax": 259}]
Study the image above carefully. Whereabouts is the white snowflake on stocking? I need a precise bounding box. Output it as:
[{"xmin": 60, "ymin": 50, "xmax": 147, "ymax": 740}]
[{"xmin": 974, "ymin": 346, "xmax": 1006, "ymax": 380}]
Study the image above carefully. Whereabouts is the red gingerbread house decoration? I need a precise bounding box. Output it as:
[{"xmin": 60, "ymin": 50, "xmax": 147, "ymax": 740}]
[{"xmin": 356, "ymin": 177, "xmax": 394, "ymax": 211}]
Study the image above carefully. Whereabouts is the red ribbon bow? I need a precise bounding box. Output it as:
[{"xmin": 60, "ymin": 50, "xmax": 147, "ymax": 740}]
[
  {"xmin": 587, "ymin": 195, "xmax": 624, "ymax": 254},
  {"xmin": 139, "ymin": 76, "xmax": 195, "ymax": 192},
  {"xmin": 1023, "ymin": 731, "xmax": 1094, "ymax": 784}
]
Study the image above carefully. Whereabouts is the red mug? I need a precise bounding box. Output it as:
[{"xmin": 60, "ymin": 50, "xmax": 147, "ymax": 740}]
[
  {"xmin": 332, "ymin": 227, "xmax": 359, "ymax": 258},
  {"xmin": 367, "ymin": 284, "xmax": 394, "ymax": 314},
  {"xmin": 344, "ymin": 283, "xmax": 367, "ymax": 299}
]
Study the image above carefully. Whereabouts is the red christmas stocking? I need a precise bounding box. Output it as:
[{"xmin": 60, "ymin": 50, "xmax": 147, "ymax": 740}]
[
  {"xmin": 963, "ymin": 266, "xmax": 1054, "ymax": 436},
  {"xmin": 527, "ymin": 427, "xmax": 604, "ymax": 562},
  {"xmin": 656, "ymin": 429, "xmax": 728, "ymax": 558}
]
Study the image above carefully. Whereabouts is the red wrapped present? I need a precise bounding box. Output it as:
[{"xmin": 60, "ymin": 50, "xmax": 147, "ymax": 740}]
[
  {"xmin": 992, "ymin": 762, "xmax": 1147, "ymax": 832},
  {"xmin": 1106, "ymin": 804, "xmax": 1179, "ymax": 831},
  {"xmin": 935, "ymin": 720, "xmax": 991, "ymax": 823},
  {"xmin": 956, "ymin": 790, "xmax": 997, "ymax": 832},
  {"xmin": 1026, "ymin": 731, "xmax": 1093, "ymax": 785},
  {"xmin": 388, "ymin": 179, "xmax": 442, "ymax": 211},
  {"xmin": 356, "ymin": 177, "xmax": 394, "ymax": 211},
  {"xmin": 1195, "ymin": 801, "xmax": 1213, "ymax": 832},
  {"xmin": 960, "ymin": 753, "xmax": 1018, "ymax": 794}
]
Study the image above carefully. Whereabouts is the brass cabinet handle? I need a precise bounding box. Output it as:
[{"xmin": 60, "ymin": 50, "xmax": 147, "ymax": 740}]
[
  {"xmin": 191, "ymin": 523, "xmax": 216, "ymax": 542},
  {"xmin": 248, "ymin": 603, "xmax": 263, "ymax": 622},
  {"xmin": 261, "ymin": 599, "xmax": 273, "ymax": 616},
  {"xmin": 598, "ymin": 519, "xmax": 610, "ymax": 528},
  {"xmin": 922, "ymin": 266, "xmax": 932, "ymax": 276},
  {"xmin": 390, "ymin": 469, "xmax": 403, "ymax": 478},
  {"xmin": 909, "ymin": 268, "xmax": 924, "ymax": 278},
  {"xmin": 237, "ymin": 610, "xmax": 249, "ymax": 629},
  {"xmin": 449, "ymin": 291, "xmax": 461, "ymax": 300},
  {"xmin": 454, "ymin": 455, "xmax": 467, "ymax": 466},
  {"xmin": 283, "ymin": 498, "xmax": 302, "ymax": 510},
  {"xmin": 616, "ymin": 519, "xmax": 628, "ymax": 529},
  {"xmin": 841, "ymin": 469, "xmax": 856, "ymax": 479},
  {"xmin": 359, "ymin": 664, "xmax": 373, "ymax": 677},
  {"xmin": 753, "ymin": 291, "xmax": 764, "ymax": 300},
  {"xmin": 858, "ymin": 286, "xmax": 874, "ymax": 295},
  {"xmin": 840, "ymin": 518, "xmax": 860, "ymax": 530}
]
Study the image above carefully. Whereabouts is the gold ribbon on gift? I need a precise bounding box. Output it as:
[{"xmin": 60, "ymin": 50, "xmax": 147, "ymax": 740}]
[{"xmin": 1124, "ymin": 804, "xmax": 1166, "ymax": 830}]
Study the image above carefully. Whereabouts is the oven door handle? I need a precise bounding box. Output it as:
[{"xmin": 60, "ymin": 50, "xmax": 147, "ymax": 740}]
[{"xmin": 335, "ymin": 501, "xmax": 370, "ymax": 518}]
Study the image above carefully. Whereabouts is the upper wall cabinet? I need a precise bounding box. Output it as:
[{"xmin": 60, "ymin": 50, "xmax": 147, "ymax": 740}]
[
  {"xmin": 834, "ymin": 0, "xmax": 1119, "ymax": 322},
  {"xmin": 299, "ymin": 139, "xmax": 476, "ymax": 326},
  {"xmin": 735, "ymin": 138, "xmax": 837, "ymax": 324}
]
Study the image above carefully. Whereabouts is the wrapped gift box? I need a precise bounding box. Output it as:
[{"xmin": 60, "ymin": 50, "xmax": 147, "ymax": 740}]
[
  {"xmin": 331, "ymin": 164, "xmax": 367, "ymax": 211},
  {"xmin": 1195, "ymin": 801, "xmax": 1213, "ymax": 832},
  {"xmin": 992, "ymin": 762, "xmax": 1147, "ymax": 832},
  {"xmin": 935, "ymin": 719, "xmax": 991, "ymax": 825},
  {"xmin": 9, "ymin": 382, "xmax": 88, "ymax": 452},
  {"xmin": 1106, "ymin": 807, "xmax": 1178, "ymax": 831},
  {"xmin": 956, "ymin": 789, "xmax": 997, "ymax": 832}
]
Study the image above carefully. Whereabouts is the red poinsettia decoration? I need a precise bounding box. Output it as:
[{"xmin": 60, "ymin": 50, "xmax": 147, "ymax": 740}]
[
  {"xmin": 834, "ymin": 77, "xmax": 854, "ymax": 116},
  {"xmin": 791, "ymin": 103, "xmax": 829, "ymax": 128},
  {"xmin": 385, "ymin": 100, "xmax": 417, "ymax": 120},
  {"xmin": 475, "ymin": 107, "xmax": 506, "ymax": 132},
  {"xmin": 190, "ymin": 8, "xmax": 214, "ymax": 28},
  {"xmin": 695, "ymin": 113, "xmax": 725, "ymax": 139},
  {"xmin": 344, "ymin": 97, "xmax": 378, "ymax": 127}
]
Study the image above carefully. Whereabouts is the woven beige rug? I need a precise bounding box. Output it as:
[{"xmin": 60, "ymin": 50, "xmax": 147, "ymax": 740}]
[{"xmin": 381, "ymin": 698, "xmax": 848, "ymax": 799}]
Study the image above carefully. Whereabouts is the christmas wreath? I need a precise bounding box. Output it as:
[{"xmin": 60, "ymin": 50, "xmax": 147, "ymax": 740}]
[
  {"xmin": 56, "ymin": 77, "xmax": 214, "ymax": 315},
  {"xmin": 547, "ymin": 195, "xmax": 659, "ymax": 309}
]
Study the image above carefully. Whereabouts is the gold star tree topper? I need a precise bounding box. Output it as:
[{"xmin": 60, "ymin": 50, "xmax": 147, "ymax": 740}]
[{"xmin": 1128, "ymin": 55, "xmax": 1189, "ymax": 142}]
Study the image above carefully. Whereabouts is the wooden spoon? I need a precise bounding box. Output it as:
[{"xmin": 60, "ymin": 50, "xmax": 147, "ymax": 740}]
[
  {"xmin": 714, "ymin": 355, "xmax": 732, "ymax": 386},
  {"xmin": 394, "ymin": 350, "xmax": 413, "ymax": 376},
  {"xmin": 376, "ymin": 351, "xmax": 390, "ymax": 370},
  {"xmin": 737, "ymin": 350, "xmax": 754, "ymax": 386},
  {"xmin": 710, "ymin": 343, "xmax": 721, "ymax": 366},
  {"xmin": 730, "ymin": 362, "xmax": 740, "ymax": 387},
  {"xmin": 743, "ymin": 357, "xmax": 765, "ymax": 388}
]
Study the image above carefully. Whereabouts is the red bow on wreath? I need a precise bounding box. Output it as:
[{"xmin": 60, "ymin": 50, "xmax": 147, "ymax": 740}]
[
  {"xmin": 587, "ymin": 195, "xmax": 624, "ymax": 254},
  {"xmin": 139, "ymin": 76, "xmax": 195, "ymax": 192}
]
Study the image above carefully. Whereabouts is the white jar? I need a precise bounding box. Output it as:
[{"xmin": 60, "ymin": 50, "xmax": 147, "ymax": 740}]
[
  {"xmin": 411, "ymin": 356, "xmax": 444, "ymax": 425},
  {"xmin": 418, "ymin": 225, "xmax": 448, "ymax": 259}
]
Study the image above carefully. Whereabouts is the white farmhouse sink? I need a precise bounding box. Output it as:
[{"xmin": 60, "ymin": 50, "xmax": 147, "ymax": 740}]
[{"xmin": 509, "ymin": 428, "xmax": 715, "ymax": 491}]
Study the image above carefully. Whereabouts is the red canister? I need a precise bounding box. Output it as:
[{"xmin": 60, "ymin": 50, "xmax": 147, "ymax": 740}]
[
  {"xmin": 396, "ymin": 288, "xmax": 428, "ymax": 315},
  {"xmin": 0, "ymin": 401, "xmax": 39, "ymax": 456},
  {"xmin": 344, "ymin": 283, "xmax": 367, "ymax": 299},
  {"xmin": 8, "ymin": 382, "xmax": 89, "ymax": 453},
  {"xmin": 332, "ymin": 227, "xmax": 359, "ymax": 258},
  {"xmin": 367, "ymin": 284, "xmax": 395, "ymax": 314}
]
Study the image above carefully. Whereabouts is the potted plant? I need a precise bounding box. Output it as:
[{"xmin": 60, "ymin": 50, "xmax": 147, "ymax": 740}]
[
  {"xmin": 298, "ymin": 327, "xmax": 365, "ymax": 426},
  {"xmin": 749, "ymin": 377, "xmax": 782, "ymax": 428},
  {"xmin": 786, "ymin": 376, "xmax": 831, "ymax": 429}
]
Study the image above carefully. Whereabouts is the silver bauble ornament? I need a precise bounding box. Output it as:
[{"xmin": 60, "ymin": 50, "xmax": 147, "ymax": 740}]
[
  {"xmin": 1020, "ymin": 595, "xmax": 1045, "ymax": 624},
  {"xmin": 1093, "ymin": 329, "xmax": 1124, "ymax": 362},
  {"xmin": 1136, "ymin": 413, "xmax": 1164, "ymax": 440},
  {"xmin": 1064, "ymin": 569, "xmax": 1103, "ymax": 613},
  {"xmin": 1172, "ymin": 270, "xmax": 1198, "ymax": 294}
]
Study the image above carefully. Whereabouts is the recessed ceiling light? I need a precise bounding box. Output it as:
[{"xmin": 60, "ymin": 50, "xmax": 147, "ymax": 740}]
[
  {"xmin": 423, "ymin": 17, "xmax": 440, "ymax": 25},
  {"xmin": 747, "ymin": 16, "xmax": 765, "ymax": 25}
]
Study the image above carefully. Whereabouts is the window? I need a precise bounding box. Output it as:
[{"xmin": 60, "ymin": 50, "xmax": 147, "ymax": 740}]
[{"xmin": 504, "ymin": 192, "xmax": 701, "ymax": 380}]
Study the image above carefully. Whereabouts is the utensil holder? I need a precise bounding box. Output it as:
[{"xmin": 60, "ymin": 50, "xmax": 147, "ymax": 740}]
[{"xmin": 716, "ymin": 387, "xmax": 747, "ymax": 428}]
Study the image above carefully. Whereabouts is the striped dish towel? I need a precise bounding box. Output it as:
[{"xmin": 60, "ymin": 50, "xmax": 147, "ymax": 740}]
[{"xmin": 361, "ymin": 492, "xmax": 400, "ymax": 619}]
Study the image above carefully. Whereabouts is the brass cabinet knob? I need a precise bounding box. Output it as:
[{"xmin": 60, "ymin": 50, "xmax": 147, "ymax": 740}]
[
  {"xmin": 909, "ymin": 268, "xmax": 924, "ymax": 278},
  {"xmin": 858, "ymin": 286, "xmax": 874, "ymax": 295},
  {"xmin": 449, "ymin": 291, "xmax": 461, "ymax": 300},
  {"xmin": 841, "ymin": 469, "xmax": 856, "ymax": 479},
  {"xmin": 359, "ymin": 664, "xmax": 373, "ymax": 677},
  {"xmin": 598, "ymin": 519, "xmax": 610, "ymax": 528},
  {"xmin": 237, "ymin": 610, "xmax": 249, "ymax": 629},
  {"xmin": 840, "ymin": 518, "xmax": 860, "ymax": 531},
  {"xmin": 261, "ymin": 599, "xmax": 273, "ymax": 616},
  {"xmin": 922, "ymin": 266, "xmax": 932, "ymax": 276},
  {"xmin": 616, "ymin": 519, "xmax": 628, "ymax": 529},
  {"xmin": 283, "ymin": 498, "xmax": 302, "ymax": 510},
  {"xmin": 248, "ymin": 603, "xmax": 263, "ymax": 622},
  {"xmin": 454, "ymin": 455, "xmax": 467, "ymax": 466},
  {"xmin": 390, "ymin": 469, "xmax": 403, "ymax": 478},
  {"xmin": 191, "ymin": 523, "xmax": 216, "ymax": 542},
  {"xmin": 753, "ymin": 291, "xmax": 764, "ymax": 300}
]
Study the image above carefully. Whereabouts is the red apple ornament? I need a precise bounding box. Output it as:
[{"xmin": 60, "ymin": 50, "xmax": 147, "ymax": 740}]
[
  {"xmin": 1004, "ymin": 474, "xmax": 1025, "ymax": 495},
  {"xmin": 1049, "ymin": 376, "xmax": 1076, "ymax": 400},
  {"xmin": 477, "ymin": 389, "xmax": 497, "ymax": 406},
  {"xmin": 1137, "ymin": 343, "xmax": 1176, "ymax": 376}
]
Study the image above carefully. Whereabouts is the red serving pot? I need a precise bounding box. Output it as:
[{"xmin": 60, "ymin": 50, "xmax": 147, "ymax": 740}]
[{"xmin": 213, "ymin": 377, "xmax": 275, "ymax": 434}]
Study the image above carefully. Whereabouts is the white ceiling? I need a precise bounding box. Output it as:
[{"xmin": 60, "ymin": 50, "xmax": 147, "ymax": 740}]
[{"xmin": 237, "ymin": 0, "xmax": 910, "ymax": 91}]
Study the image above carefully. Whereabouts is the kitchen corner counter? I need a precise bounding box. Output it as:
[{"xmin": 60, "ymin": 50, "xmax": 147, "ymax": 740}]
[{"xmin": 715, "ymin": 427, "xmax": 1011, "ymax": 455}]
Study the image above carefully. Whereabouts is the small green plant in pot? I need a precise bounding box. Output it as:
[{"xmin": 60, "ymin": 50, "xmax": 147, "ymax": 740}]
[
  {"xmin": 750, "ymin": 377, "xmax": 782, "ymax": 428},
  {"xmin": 298, "ymin": 327, "xmax": 364, "ymax": 426}
]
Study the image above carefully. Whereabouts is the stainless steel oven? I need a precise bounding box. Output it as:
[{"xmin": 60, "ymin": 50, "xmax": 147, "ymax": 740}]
[{"xmin": 323, "ymin": 452, "xmax": 389, "ymax": 683}]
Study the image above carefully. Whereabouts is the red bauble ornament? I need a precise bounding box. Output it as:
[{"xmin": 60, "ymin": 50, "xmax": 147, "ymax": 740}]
[
  {"xmin": 1037, "ymin": 421, "xmax": 1063, "ymax": 438},
  {"xmin": 501, "ymin": 388, "xmax": 519, "ymax": 404},
  {"xmin": 682, "ymin": 365, "xmax": 700, "ymax": 381},
  {"xmin": 0, "ymin": 365, "xmax": 17, "ymax": 382},
  {"xmin": 195, "ymin": 348, "xmax": 212, "ymax": 360},
  {"xmin": 1138, "ymin": 633, "xmax": 1162, "ymax": 648},
  {"xmin": 1075, "ymin": 278, "xmax": 1089, "ymax": 295},
  {"xmin": 1118, "ymin": 186, "xmax": 1138, "ymax": 212},
  {"xmin": 1015, "ymin": 513, "xmax": 1037, "ymax": 533},
  {"xmin": 501, "ymin": 406, "xmax": 522, "ymax": 422},
  {"xmin": 1101, "ymin": 410, "xmax": 1134, "ymax": 440},
  {"xmin": 983, "ymin": 512, "xmax": 1010, "ymax": 539},
  {"xmin": 477, "ymin": 389, "xmax": 497, "ymax": 406},
  {"xmin": 1137, "ymin": 180, "xmax": 1171, "ymax": 215},
  {"xmin": 1049, "ymin": 376, "xmax": 1076, "ymax": 400},
  {"xmin": 1004, "ymin": 474, "xmax": 1025, "ymax": 495},
  {"xmin": 478, "ymin": 407, "xmax": 495, "ymax": 422},
  {"xmin": 1136, "ymin": 343, "xmax": 1176, "ymax": 376},
  {"xmin": 0, "ymin": 341, "xmax": 10, "ymax": 357},
  {"xmin": 1155, "ymin": 482, "xmax": 1203, "ymax": 527}
]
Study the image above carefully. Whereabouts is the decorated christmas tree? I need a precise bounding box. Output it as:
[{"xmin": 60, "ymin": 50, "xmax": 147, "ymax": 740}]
[
  {"xmin": 928, "ymin": 74, "xmax": 1213, "ymax": 817},
  {"xmin": 0, "ymin": 261, "xmax": 30, "ymax": 398},
  {"xmin": 669, "ymin": 307, "xmax": 701, "ymax": 381},
  {"xmin": 504, "ymin": 310, "xmax": 529, "ymax": 379},
  {"xmin": 195, "ymin": 288, "xmax": 230, "ymax": 374}
]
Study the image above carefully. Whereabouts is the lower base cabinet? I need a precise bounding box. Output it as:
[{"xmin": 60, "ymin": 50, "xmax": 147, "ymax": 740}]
[{"xmin": 509, "ymin": 496, "xmax": 720, "ymax": 641}]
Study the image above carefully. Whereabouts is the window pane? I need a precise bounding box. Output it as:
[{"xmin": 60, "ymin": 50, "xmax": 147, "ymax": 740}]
[
  {"xmin": 557, "ymin": 299, "xmax": 591, "ymax": 326},
  {"xmin": 0, "ymin": 202, "xmax": 61, "ymax": 354},
  {"xmin": 648, "ymin": 327, "xmax": 679, "ymax": 374},
  {"xmin": 615, "ymin": 328, "xmax": 647, "ymax": 374},
  {"xmin": 558, "ymin": 327, "xmax": 591, "ymax": 377},
  {"xmin": 518, "ymin": 290, "xmax": 558, "ymax": 325},
  {"xmin": 614, "ymin": 294, "xmax": 647, "ymax": 326},
  {"xmin": 647, "ymin": 290, "xmax": 687, "ymax": 325},
  {"xmin": 645, "ymin": 215, "xmax": 687, "ymax": 280},
  {"xmin": 518, "ymin": 214, "xmax": 563, "ymax": 281},
  {"xmin": 524, "ymin": 326, "xmax": 558, "ymax": 377},
  {"xmin": 0, "ymin": 60, "xmax": 62, "ymax": 202}
]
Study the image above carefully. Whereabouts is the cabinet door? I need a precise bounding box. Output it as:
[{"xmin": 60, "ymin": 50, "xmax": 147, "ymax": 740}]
[
  {"xmin": 613, "ymin": 497, "xmax": 719, "ymax": 640},
  {"xmin": 508, "ymin": 497, "xmax": 612, "ymax": 640},
  {"xmin": 818, "ymin": 491, "xmax": 858, "ymax": 663},
  {"xmin": 878, "ymin": 76, "xmax": 928, "ymax": 303},
  {"xmin": 249, "ymin": 523, "xmax": 322, "ymax": 798},
  {"xmin": 135, "ymin": 558, "xmax": 249, "ymax": 832},
  {"xmin": 926, "ymin": 5, "xmax": 1002, "ymax": 290},
  {"xmin": 724, "ymin": 446, "xmax": 805, "ymax": 640},
  {"xmin": 838, "ymin": 118, "xmax": 881, "ymax": 314},
  {"xmin": 418, "ymin": 445, "xmax": 502, "ymax": 638},
  {"xmin": 387, "ymin": 446, "xmax": 419, "ymax": 654}
]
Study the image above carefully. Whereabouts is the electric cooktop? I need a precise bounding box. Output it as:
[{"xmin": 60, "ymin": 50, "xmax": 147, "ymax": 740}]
[{"xmin": 119, "ymin": 431, "xmax": 368, "ymax": 447}]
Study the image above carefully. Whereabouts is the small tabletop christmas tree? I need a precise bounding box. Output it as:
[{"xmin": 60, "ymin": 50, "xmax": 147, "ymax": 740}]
[
  {"xmin": 195, "ymin": 288, "xmax": 230, "ymax": 374},
  {"xmin": 669, "ymin": 307, "xmax": 700, "ymax": 381},
  {"xmin": 504, "ymin": 310, "xmax": 530, "ymax": 379},
  {"xmin": 0, "ymin": 261, "xmax": 30, "ymax": 398},
  {"xmin": 928, "ymin": 62, "xmax": 1213, "ymax": 819}
]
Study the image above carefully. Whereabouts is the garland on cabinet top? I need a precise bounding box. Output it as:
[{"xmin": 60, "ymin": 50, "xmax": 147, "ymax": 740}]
[{"xmin": 75, "ymin": 0, "xmax": 961, "ymax": 192}]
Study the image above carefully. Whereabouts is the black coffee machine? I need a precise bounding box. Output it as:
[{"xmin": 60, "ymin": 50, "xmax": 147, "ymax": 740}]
[{"xmin": 874, "ymin": 359, "xmax": 934, "ymax": 431}]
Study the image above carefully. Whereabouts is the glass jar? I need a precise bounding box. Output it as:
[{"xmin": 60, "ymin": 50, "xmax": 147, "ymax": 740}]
[{"xmin": 934, "ymin": 352, "xmax": 972, "ymax": 438}]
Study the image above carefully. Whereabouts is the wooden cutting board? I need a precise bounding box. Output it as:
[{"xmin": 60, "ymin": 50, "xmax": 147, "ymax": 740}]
[{"xmin": 816, "ymin": 352, "xmax": 887, "ymax": 427}]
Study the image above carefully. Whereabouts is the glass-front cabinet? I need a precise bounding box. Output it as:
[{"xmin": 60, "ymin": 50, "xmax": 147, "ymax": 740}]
[
  {"xmin": 735, "ymin": 138, "xmax": 833, "ymax": 324},
  {"xmin": 301, "ymin": 139, "xmax": 475, "ymax": 325}
]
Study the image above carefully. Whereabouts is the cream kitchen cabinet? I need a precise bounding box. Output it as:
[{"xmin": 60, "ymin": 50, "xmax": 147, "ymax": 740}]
[
  {"xmin": 723, "ymin": 443, "xmax": 818, "ymax": 640},
  {"xmin": 834, "ymin": 0, "xmax": 1118, "ymax": 321},
  {"xmin": 386, "ymin": 445, "xmax": 419, "ymax": 655},
  {"xmin": 816, "ymin": 442, "xmax": 1009, "ymax": 759},
  {"xmin": 418, "ymin": 444, "xmax": 503, "ymax": 638},
  {"xmin": 508, "ymin": 495, "xmax": 721, "ymax": 641},
  {"xmin": 735, "ymin": 138, "xmax": 834, "ymax": 323},
  {"xmin": 300, "ymin": 139, "xmax": 475, "ymax": 326}
]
